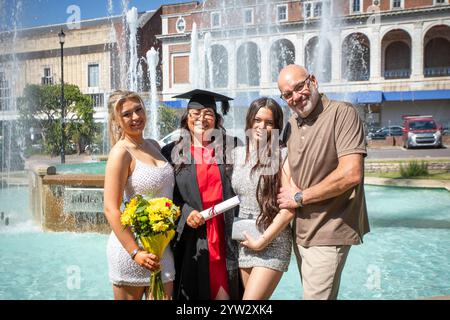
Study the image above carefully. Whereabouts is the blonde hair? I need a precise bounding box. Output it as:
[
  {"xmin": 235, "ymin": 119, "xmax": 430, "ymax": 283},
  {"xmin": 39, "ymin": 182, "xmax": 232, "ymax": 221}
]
[{"xmin": 107, "ymin": 90, "xmax": 146, "ymax": 146}]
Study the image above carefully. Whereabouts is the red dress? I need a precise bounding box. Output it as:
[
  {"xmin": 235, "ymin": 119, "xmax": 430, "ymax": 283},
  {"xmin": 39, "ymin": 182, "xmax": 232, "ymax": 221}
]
[{"xmin": 191, "ymin": 145, "xmax": 229, "ymax": 299}]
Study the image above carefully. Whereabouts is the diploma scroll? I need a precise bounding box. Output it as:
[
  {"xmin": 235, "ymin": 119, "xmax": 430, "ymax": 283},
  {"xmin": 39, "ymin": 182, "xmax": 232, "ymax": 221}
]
[{"xmin": 199, "ymin": 196, "xmax": 240, "ymax": 220}]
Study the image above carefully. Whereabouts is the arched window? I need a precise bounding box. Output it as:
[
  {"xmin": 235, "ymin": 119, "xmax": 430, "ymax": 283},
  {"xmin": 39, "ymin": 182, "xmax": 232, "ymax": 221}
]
[
  {"xmin": 237, "ymin": 42, "xmax": 260, "ymax": 86},
  {"xmin": 305, "ymin": 37, "xmax": 331, "ymax": 82},
  {"xmin": 205, "ymin": 44, "xmax": 228, "ymax": 88},
  {"xmin": 270, "ymin": 39, "xmax": 295, "ymax": 82},
  {"xmin": 384, "ymin": 42, "xmax": 410, "ymax": 78},
  {"xmin": 424, "ymin": 25, "xmax": 450, "ymax": 77},
  {"xmin": 342, "ymin": 33, "xmax": 370, "ymax": 81},
  {"xmin": 0, "ymin": 71, "xmax": 10, "ymax": 111},
  {"xmin": 382, "ymin": 29, "xmax": 411, "ymax": 79}
]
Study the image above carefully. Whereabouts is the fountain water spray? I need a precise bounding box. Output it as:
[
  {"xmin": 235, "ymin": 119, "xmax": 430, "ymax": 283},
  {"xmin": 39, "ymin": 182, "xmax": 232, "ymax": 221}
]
[
  {"xmin": 118, "ymin": 0, "xmax": 129, "ymax": 89},
  {"xmin": 204, "ymin": 32, "xmax": 213, "ymax": 89},
  {"xmin": 145, "ymin": 47, "xmax": 160, "ymax": 139},
  {"xmin": 315, "ymin": 0, "xmax": 333, "ymax": 83},
  {"xmin": 1, "ymin": 0, "xmax": 25, "ymax": 186},
  {"xmin": 126, "ymin": 7, "xmax": 139, "ymax": 92},
  {"xmin": 189, "ymin": 22, "xmax": 200, "ymax": 89}
]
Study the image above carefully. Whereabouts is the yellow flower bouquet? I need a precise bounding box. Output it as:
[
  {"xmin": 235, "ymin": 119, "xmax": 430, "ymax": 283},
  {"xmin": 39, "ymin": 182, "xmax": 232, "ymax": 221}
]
[{"xmin": 121, "ymin": 195, "xmax": 180, "ymax": 300}]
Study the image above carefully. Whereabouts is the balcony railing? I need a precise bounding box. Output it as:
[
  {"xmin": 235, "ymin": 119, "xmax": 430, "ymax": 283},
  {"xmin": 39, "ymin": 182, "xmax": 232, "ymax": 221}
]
[
  {"xmin": 87, "ymin": 93, "xmax": 105, "ymax": 109},
  {"xmin": 424, "ymin": 67, "xmax": 450, "ymax": 77},
  {"xmin": 384, "ymin": 69, "xmax": 411, "ymax": 79},
  {"xmin": 41, "ymin": 77, "xmax": 53, "ymax": 85},
  {"xmin": 0, "ymin": 98, "xmax": 10, "ymax": 111}
]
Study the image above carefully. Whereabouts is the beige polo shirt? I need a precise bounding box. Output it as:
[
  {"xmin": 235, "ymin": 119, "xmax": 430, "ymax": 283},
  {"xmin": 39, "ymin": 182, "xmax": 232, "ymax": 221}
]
[{"xmin": 287, "ymin": 94, "xmax": 370, "ymax": 246}]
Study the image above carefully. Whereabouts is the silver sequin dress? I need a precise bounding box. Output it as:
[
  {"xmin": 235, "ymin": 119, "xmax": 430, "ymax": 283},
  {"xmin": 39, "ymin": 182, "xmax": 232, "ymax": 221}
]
[
  {"xmin": 107, "ymin": 157, "xmax": 176, "ymax": 286},
  {"xmin": 231, "ymin": 146, "xmax": 292, "ymax": 272}
]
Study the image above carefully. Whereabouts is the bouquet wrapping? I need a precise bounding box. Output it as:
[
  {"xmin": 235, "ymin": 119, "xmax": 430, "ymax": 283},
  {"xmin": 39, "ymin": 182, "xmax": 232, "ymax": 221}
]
[{"xmin": 121, "ymin": 195, "xmax": 180, "ymax": 300}]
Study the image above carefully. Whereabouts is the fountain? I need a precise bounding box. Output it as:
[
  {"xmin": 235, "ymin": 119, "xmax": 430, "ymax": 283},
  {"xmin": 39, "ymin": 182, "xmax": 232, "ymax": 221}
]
[
  {"xmin": 204, "ymin": 32, "xmax": 213, "ymax": 90},
  {"xmin": 1, "ymin": 1, "xmax": 169, "ymax": 234},
  {"xmin": 306, "ymin": 0, "xmax": 333, "ymax": 83},
  {"xmin": 189, "ymin": 22, "xmax": 201, "ymax": 89},
  {"xmin": 118, "ymin": 0, "xmax": 130, "ymax": 90},
  {"xmin": 0, "ymin": 0, "xmax": 376, "ymax": 234},
  {"xmin": 1, "ymin": 0, "xmax": 25, "ymax": 183},
  {"xmin": 1, "ymin": 0, "xmax": 449, "ymax": 301},
  {"xmin": 145, "ymin": 47, "xmax": 160, "ymax": 140},
  {"xmin": 126, "ymin": 7, "xmax": 139, "ymax": 92},
  {"xmin": 187, "ymin": 0, "xmax": 375, "ymax": 135}
]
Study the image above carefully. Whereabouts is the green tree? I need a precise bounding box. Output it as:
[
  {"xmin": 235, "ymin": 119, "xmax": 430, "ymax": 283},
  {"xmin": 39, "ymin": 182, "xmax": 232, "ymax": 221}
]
[
  {"xmin": 18, "ymin": 83, "xmax": 97, "ymax": 156},
  {"xmin": 158, "ymin": 104, "xmax": 180, "ymax": 138}
]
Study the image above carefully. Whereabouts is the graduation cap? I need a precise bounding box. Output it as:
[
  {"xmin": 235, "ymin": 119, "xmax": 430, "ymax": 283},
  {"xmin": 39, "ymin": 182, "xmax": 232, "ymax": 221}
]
[{"xmin": 172, "ymin": 89, "xmax": 233, "ymax": 115}]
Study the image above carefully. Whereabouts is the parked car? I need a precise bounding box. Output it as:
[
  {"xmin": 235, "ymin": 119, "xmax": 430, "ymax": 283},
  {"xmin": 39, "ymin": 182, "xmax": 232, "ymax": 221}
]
[
  {"xmin": 367, "ymin": 125, "xmax": 404, "ymax": 140},
  {"xmin": 402, "ymin": 115, "xmax": 442, "ymax": 149},
  {"xmin": 157, "ymin": 129, "xmax": 181, "ymax": 147}
]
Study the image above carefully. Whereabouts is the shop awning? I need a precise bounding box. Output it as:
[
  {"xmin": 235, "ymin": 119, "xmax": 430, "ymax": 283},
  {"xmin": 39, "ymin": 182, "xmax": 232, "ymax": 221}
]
[
  {"xmin": 326, "ymin": 89, "xmax": 450, "ymax": 104},
  {"xmin": 325, "ymin": 91, "xmax": 383, "ymax": 104},
  {"xmin": 162, "ymin": 100, "xmax": 186, "ymax": 109},
  {"xmin": 383, "ymin": 89, "xmax": 450, "ymax": 101},
  {"xmin": 163, "ymin": 89, "xmax": 450, "ymax": 108}
]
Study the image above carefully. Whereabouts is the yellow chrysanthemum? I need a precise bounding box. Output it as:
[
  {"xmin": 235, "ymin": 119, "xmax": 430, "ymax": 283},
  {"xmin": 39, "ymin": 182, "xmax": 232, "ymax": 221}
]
[
  {"xmin": 152, "ymin": 221, "xmax": 169, "ymax": 232},
  {"xmin": 149, "ymin": 211, "xmax": 164, "ymax": 223},
  {"xmin": 154, "ymin": 202, "xmax": 168, "ymax": 214},
  {"xmin": 121, "ymin": 195, "xmax": 179, "ymax": 235},
  {"xmin": 120, "ymin": 213, "xmax": 133, "ymax": 226},
  {"xmin": 120, "ymin": 197, "xmax": 140, "ymax": 226}
]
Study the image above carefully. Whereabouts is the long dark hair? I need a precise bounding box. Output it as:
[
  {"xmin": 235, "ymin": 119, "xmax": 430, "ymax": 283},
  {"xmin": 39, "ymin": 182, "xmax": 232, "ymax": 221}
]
[
  {"xmin": 173, "ymin": 108, "xmax": 225, "ymax": 173},
  {"xmin": 244, "ymin": 97, "xmax": 284, "ymax": 230}
]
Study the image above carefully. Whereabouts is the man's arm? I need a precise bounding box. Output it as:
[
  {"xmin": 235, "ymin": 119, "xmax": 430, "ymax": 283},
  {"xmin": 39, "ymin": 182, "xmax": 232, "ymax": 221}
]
[{"xmin": 277, "ymin": 153, "xmax": 364, "ymax": 209}]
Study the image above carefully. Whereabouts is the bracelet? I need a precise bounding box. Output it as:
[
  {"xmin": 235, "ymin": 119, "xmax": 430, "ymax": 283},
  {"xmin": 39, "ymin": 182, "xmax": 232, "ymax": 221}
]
[{"xmin": 130, "ymin": 248, "xmax": 140, "ymax": 260}]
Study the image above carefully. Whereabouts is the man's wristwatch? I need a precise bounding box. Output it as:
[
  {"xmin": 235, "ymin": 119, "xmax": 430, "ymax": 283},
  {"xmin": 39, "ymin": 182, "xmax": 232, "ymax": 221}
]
[{"xmin": 293, "ymin": 191, "xmax": 304, "ymax": 207}]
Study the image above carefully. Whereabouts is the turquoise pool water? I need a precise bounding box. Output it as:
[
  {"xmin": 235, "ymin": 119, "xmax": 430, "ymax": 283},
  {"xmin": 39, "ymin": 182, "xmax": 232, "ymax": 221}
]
[
  {"xmin": 1, "ymin": 185, "xmax": 449, "ymax": 300},
  {"xmin": 55, "ymin": 162, "xmax": 106, "ymax": 175}
]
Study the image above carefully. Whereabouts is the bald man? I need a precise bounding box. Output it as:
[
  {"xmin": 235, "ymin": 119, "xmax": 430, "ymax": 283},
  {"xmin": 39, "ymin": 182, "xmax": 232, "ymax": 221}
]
[{"xmin": 277, "ymin": 65, "xmax": 370, "ymax": 300}]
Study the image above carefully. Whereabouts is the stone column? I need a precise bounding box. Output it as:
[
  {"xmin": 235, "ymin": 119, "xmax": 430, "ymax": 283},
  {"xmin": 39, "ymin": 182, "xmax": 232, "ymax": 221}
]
[
  {"xmin": 228, "ymin": 40, "xmax": 237, "ymax": 91},
  {"xmin": 295, "ymin": 33, "xmax": 304, "ymax": 67},
  {"xmin": 370, "ymin": 29, "xmax": 382, "ymax": 82},
  {"xmin": 331, "ymin": 31, "xmax": 341, "ymax": 82},
  {"xmin": 259, "ymin": 37, "xmax": 270, "ymax": 89},
  {"xmin": 162, "ymin": 44, "xmax": 170, "ymax": 95},
  {"xmin": 411, "ymin": 22, "xmax": 424, "ymax": 80}
]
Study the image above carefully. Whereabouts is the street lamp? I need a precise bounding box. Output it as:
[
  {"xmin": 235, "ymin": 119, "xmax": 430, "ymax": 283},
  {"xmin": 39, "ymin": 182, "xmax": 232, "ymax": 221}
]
[{"xmin": 58, "ymin": 28, "xmax": 65, "ymax": 164}]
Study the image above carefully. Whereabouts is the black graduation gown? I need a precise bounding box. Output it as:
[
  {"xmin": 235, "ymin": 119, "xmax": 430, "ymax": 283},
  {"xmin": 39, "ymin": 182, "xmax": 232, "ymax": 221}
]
[{"xmin": 162, "ymin": 140, "xmax": 241, "ymax": 300}]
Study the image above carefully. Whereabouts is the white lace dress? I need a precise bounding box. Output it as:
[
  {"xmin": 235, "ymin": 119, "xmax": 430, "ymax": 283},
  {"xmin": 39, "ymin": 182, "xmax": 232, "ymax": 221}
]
[{"xmin": 107, "ymin": 157, "xmax": 176, "ymax": 286}]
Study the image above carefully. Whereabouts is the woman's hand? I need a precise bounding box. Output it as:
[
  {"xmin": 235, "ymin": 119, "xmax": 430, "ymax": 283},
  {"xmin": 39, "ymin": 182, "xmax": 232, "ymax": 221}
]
[
  {"xmin": 133, "ymin": 251, "xmax": 160, "ymax": 272},
  {"xmin": 186, "ymin": 210, "xmax": 206, "ymax": 229},
  {"xmin": 240, "ymin": 232, "xmax": 268, "ymax": 251}
]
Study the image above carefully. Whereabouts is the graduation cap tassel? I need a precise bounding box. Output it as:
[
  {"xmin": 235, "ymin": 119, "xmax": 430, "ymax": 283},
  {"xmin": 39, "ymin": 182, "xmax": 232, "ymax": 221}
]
[{"xmin": 221, "ymin": 101, "xmax": 230, "ymax": 116}]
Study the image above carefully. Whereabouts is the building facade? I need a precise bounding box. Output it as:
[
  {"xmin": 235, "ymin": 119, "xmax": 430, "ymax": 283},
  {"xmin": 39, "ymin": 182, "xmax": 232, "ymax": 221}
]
[
  {"xmin": 0, "ymin": 9, "xmax": 162, "ymax": 123},
  {"xmin": 158, "ymin": 0, "xmax": 450, "ymax": 128}
]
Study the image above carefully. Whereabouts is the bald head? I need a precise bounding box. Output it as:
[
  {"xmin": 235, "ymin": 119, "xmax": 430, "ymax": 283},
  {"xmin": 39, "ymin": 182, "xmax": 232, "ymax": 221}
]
[
  {"xmin": 278, "ymin": 64, "xmax": 309, "ymax": 90},
  {"xmin": 277, "ymin": 64, "xmax": 320, "ymax": 119}
]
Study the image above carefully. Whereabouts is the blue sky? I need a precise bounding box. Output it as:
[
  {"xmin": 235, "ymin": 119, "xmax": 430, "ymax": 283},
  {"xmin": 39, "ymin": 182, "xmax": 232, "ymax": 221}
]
[{"xmin": 1, "ymin": 0, "xmax": 192, "ymax": 30}]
